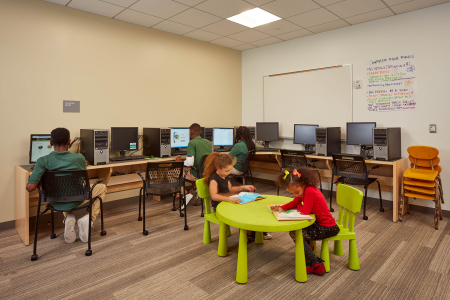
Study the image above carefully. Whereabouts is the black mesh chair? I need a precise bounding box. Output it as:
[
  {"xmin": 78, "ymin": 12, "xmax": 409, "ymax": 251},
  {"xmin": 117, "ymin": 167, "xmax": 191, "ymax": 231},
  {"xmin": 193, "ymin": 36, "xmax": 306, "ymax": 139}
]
[
  {"xmin": 229, "ymin": 149, "xmax": 256, "ymax": 185},
  {"xmin": 135, "ymin": 161, "xmax": 188, "ymax": 234},
  {"xmin": 277, "ymin": 149, "xmax": 323, "ymax": 195},
  {"xmin": 31, "ymin": 170, "xmax": 106, "ymax": 261},
  {"xmin": 330, "ymin": 154, "xmax": 384, "ymax": 220},
  {"xmin": 182, "ymin": 154, "xmax": 209, "ymax": 217}
]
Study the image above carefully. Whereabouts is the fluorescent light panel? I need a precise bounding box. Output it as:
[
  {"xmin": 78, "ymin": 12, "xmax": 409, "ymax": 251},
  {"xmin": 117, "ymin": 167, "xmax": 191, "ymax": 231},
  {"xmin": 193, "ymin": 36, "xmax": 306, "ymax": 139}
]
[{"xmin": 227, "ymin": 8, "xmax": 281, "ymax": 28}]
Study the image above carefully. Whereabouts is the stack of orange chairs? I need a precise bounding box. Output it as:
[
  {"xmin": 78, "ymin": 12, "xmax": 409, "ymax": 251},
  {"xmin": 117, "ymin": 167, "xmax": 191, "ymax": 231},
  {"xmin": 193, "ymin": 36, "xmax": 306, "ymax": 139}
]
[{"xmin": 399, "ymin": 146, "xmax": 444, "ymax": 229}]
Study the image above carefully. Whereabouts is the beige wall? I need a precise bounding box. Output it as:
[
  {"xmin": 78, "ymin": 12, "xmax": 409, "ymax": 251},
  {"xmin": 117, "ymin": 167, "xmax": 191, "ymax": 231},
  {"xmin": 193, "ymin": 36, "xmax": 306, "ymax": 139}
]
[{"xmin": 0, "ymin": 0, "xmax": 242, "ymax": 224}]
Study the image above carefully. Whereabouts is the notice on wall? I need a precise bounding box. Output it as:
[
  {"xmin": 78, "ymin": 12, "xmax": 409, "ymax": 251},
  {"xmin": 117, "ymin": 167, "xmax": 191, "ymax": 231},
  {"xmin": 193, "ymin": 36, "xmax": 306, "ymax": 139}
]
[{"xmin": 366, "ymin": 55, "xmax": 417, "ymax": 112}]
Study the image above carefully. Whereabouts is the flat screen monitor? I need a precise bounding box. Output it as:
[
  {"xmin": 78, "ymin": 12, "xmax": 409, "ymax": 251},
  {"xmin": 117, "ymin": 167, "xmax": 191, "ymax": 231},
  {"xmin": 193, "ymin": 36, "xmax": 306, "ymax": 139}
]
[
  {"xmin": 171, "ymin": 128, "xmax": 190, "ymax": 148},
  {"xmin": 294, "ymin": 124, "xmax": 318, "ymax": 145},
  {"xmin": 346, "ymin": 122, "xmax": 376, "ymax": 146},
  {"xmin": 256, "ymin": 122, "xmax": 279, "ymax": 142},
  {"xmin": 213, "ymin": 128, "xmax": 234, "ymax": 147},
  {"xmin": 29, "ymin": 134, "xmax": 53, "ymax": 164},
  {"xmin": 111, "ymin": 127, "xmax": 139, "ymax": 153}
]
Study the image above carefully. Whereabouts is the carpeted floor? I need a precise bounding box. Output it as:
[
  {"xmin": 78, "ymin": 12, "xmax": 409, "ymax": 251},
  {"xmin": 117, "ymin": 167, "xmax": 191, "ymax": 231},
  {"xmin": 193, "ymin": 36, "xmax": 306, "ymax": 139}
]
[{"xmin": 1, "ymin": 179, "xmax": 449, "ymax": 300}]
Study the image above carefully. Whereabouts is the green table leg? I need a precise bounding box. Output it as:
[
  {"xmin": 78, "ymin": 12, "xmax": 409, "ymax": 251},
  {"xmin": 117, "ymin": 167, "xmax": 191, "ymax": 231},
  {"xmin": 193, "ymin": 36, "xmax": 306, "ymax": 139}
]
[
  {"xmin": 236, "ymin": 229, "xmax": 248, "ymax": 283},
  {"xmin": 255, "ymin": 232, "xmax": 264, "ymax": 244},
  {"xmin": 295, "ymin": 229, "xmax": 307, "ymax": 282},
  {"xmin": 218, "ymin": 222, "xmax": 228, "ymax": 257}
]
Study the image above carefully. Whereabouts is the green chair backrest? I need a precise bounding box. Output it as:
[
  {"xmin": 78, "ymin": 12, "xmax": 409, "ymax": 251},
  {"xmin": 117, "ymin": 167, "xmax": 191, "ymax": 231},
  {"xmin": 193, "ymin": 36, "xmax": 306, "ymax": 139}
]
[
  {"xmin": 196, "ymin": 178, "xmax": 212, "ymax": 214},
  {"xmin": 336, "ymin": 184, "xmax": 364, "ymax": 233}
]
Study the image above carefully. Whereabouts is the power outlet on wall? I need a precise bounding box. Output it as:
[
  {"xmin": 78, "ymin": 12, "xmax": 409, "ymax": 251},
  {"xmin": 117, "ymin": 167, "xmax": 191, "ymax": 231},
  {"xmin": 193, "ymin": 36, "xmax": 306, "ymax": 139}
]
[
  {"xmin": 429, "ymin": 124, "xmax": 437, "ymax": 133},
  {"xmin": 354, "ymin": 80, "xmax": 362, "ymax": 89}
]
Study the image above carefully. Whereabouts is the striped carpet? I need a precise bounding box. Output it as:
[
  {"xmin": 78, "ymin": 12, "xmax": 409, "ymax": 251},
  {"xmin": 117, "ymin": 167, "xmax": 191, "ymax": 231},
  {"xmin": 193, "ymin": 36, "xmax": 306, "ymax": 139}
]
[{"xmin": 1, "ymin": 180, "xmax": 449, "ymax": 300}]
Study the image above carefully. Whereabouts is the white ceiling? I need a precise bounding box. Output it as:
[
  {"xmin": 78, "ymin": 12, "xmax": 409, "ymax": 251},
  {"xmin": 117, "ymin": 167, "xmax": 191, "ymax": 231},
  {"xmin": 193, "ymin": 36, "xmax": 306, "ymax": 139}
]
[{"xmin": 43, "ymin": 0, "xmax": 450, "ymax": 51}]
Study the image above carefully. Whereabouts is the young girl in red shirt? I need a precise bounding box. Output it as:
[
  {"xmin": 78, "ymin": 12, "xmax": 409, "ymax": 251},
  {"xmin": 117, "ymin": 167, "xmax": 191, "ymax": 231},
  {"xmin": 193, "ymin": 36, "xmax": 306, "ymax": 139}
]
[{"xmin": 271, "ymin": 167, "xmax": 339, "ymax": 275}]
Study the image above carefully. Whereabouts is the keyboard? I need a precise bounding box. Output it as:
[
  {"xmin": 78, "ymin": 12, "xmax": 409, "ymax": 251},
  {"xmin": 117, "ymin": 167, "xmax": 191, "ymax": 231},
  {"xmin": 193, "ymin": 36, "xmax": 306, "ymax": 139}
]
[
  {"xmin": 172, "ymin": 152, "xmax": 187, "ymax": 156},
  {"xmin": 215, "ymin": 149, "xmax": 231, "ymax": 152},
  {"xmin": 110, "ymin": 155, "xmax": 148, "ymax": 162},
  {"xmin": 258, "ymin": 148, "xmax": 279, "ymax": 152}
]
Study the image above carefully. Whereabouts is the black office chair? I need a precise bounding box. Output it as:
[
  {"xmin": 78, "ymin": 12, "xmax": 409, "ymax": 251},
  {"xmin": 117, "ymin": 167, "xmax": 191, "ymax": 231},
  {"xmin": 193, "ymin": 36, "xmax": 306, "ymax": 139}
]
[
  {"xmin": 330, "ymin": 153, "xmax": 384, "ymax": 220},
  {"xmin": 135, "ymin": 161, "xmax": 188, "ymax": 234},
  {"xmin": 229, "ymin": 149, "xmax": 256, "ymax": 186},
  {"xmin": 182, "ymin": 154, "xmax": 209, "ymax": 217},
  {"xmin": 277, "ymin": 149, "xmax": 323, "ymax": 195},
  {"xmin": 31, "ymin": 170, "xmax": 106, "ymax": 261}
]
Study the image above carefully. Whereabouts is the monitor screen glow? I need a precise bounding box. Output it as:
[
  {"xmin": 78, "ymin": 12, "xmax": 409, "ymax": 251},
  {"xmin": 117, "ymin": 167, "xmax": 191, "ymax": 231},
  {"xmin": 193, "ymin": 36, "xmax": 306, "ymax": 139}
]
[
  {"xmin": 171, "ymin": 128, "xmax": 190, "ymax": 148},
  {"xmin": 30, "ymin": 134, "xmax": 53, "ymax": 164},
  {"xmin": 213, "ymin": 128, "xmax": 234, "ymax": 146}
]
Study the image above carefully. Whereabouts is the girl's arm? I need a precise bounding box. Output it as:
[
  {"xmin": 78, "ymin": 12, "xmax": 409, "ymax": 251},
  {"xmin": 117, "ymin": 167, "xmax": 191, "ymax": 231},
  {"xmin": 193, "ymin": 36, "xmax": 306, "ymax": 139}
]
[
  {"xmin": 280, "ymin": 197, "xmax": 302, "ymax": 211},
  {"xmin": 298, "ymin": 188, "xmax": 314, "ymax": 215},
  {"xmin": 229, "ymin": 181, "xmax": 256, "ymax": 194},
  {"xmin": 210, "ymin": 180, "xmax": 241, "ymax": 203}
]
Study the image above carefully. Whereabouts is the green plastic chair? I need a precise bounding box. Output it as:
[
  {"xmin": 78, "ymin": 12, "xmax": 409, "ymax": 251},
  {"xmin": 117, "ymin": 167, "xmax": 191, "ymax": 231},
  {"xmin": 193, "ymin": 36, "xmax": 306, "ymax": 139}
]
[
  {"xmin": 320, "ymin": 184, "xmax": 364, "ymax": 272},
  {"xmin": 196, "ymin": 179, "xmax": 231, "ymax": 256}
]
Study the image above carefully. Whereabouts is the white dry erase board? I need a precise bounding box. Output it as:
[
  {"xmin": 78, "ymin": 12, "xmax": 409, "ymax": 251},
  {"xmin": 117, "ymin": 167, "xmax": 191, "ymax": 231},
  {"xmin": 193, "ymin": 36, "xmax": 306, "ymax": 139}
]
[{"xmin": 263, "ymin": 64, "xmax": 352, "ymax": 139}]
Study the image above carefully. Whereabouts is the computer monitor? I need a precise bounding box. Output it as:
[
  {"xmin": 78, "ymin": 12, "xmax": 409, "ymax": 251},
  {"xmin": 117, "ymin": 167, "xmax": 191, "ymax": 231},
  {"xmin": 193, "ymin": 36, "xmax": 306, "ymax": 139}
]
[
  {"xmin": 170, "ymin": 128, "xmax": 190, "ymax": 149},
  {"xmin": 256, "ymin": 122, "xmax": 279, "ymax": 148},
  {"xmin": 29, "ymin": 134, "xmax": 53, "ymax": 164},
  {"xmin": 111, "ymin": 127, "xmax": 139, "ymax": 157},
  {"xmin": 213, "ymin": 128, "xmax": 234, "ymax": 148},
  {"xmin": 346, "ymin": 122, "xmax": 376, "ymax": 146},
  {"xmin": 294, "ymin": 124, "xmax": 318, "ymax": 145}
]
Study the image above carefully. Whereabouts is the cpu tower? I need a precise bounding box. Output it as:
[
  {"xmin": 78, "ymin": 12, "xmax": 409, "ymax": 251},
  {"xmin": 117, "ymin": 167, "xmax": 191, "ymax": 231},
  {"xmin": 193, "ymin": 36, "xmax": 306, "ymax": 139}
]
[
  {"xmin": 143, "ymin": 128, "xmax": 171, "ymax": 157},
  {"xmin": 201, "ymin": 127, "xmax": 214, "ymax": 151},
  {"xmin": 80, "ymin": 129, "xmax": 109, "ymax": 165},
  {"xmin": 315, "ymin": 127, "xmax": 341, "ymax": 156},
  {"xmin": 373, "ymin": 128, "xmax": 401, "ymax": 161}
]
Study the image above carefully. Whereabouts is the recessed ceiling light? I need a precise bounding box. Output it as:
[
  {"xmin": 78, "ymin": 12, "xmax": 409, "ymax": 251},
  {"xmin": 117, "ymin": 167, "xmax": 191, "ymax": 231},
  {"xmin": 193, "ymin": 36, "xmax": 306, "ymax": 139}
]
[{"xmin": 227, "ymin": 8, "xmax": 281, "ymax": 28}]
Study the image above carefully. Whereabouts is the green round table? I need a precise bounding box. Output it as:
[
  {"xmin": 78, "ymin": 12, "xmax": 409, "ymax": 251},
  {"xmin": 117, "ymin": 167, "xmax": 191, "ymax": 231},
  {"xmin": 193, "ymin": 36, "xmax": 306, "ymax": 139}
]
[{"xmin": 216, "ymin": 196, "xmax": 315, "ymax": 284}]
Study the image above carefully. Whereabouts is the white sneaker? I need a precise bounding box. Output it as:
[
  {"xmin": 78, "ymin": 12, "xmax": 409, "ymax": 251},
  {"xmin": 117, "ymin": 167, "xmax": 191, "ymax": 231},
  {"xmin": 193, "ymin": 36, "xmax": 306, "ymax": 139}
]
[
  {"xmin": 181, "ymin": 194, "xmax": 194, "ymax": 210},
  {"xmin": 263, "ymin": 233, "xmax": 273, "ymax": 240},
  {"xmin": 77, "ymin": 214, "xmax": 93, "ymax": 243},
  {"xmin": 64, "ymin": 214, "xmax": 77, "ymax": 243}
]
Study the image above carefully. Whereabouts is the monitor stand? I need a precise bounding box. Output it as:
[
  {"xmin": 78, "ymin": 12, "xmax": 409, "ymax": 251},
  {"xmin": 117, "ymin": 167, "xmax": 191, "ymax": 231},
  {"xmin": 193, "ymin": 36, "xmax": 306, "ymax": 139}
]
[
  {"xmin": 216, "ymin": 146, "xmax": 229, "ymax": 152},
  {"xmin": 360, "ymin": 146, "xmax": 373, "ymax": 159},
  {"xmin": 119, "ymin": 151, "xmax": 126, "ymax": 158},
  {"xmin": 304, "ymin": 144, "xmax": 315, "ymax": 154},
  {"xmin": 263, "ymin": 141, "xmax": 271, "ymax": 149}
]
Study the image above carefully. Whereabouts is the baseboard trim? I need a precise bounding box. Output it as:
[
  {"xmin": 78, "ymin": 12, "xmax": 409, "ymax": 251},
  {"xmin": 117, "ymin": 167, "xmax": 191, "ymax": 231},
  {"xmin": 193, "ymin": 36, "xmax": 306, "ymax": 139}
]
[{"xmin": 0, "ymin": 220, "xmax": 15, "ymax": 231}]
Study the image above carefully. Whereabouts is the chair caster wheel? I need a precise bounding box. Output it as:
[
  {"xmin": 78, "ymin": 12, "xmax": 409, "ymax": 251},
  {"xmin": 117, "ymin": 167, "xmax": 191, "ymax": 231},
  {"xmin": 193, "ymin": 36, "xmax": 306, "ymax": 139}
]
[
  {"xmin": 330, "ymin": 208, "xmax": 334, "ymax": 212},
  {"xmin": 180, "ymin": 213, "xmax": 184, "ymax": 217},
  {"xmin": 143, "ymin": 230, "xmax": 149, "ymax": 236},
  {"xmin": 380, "ymin": 208, "xmax": 384, "ymax": 212},
  {"xmin": 101, "ymin": 231, "xmax": 107, "ymax": 236},
  {"xmin": 184, "ymin": 225, "xmax": 189, "ymax": 230},
  {"xmin": 31, "ymin": 254, "xmax": 38, "ymax": 261},
  {"xmin": 138, "ymin": 216, "xmax": 142, "ymax": 221},
  {"xmin": 50, "ymin": 233, "xmax": 57, "ymax": 239},
  {"xmin": 172, "ymin": 207, "xmax": 177, "ymax": 211},
  {"xmin": 201, "ymin": 213, "xmax": 204, "ymax": 217},
  {"xmin": 363, "ymin": 216, "xmax": 368, "ymax": 220},
  {"xmin": 85, "ymin": 250, "xmax": 92, "ymax": 256}
]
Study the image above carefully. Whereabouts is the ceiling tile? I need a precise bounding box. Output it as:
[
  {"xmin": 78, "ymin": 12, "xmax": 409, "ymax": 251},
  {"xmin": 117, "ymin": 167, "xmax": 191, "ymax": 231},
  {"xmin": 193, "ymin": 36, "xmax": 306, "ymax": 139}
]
[
  {"xmin": 382, "ymin": 0, "xmax": 413, "ymax": 5},
  {"xmin": 314, "ymin": 0, "xmax": 345, "ymax": 5},
  {"xmin": 287, "ymin": 8, "xmax": 340, "ymax": 28},
  {"xmin": 345, "ymin": 8, "xmax": 394, "ymax": 25},
  {"xmin": 168, "ymin": 8, "xmax": 221, "ymax": 28},
  {"xmin": 233, "ymin": 44, "xmax": 258, "ymax": 51},
  {"xmin": 44, "ymin": 0, "xmax": 71, "ymax": 5},
  {"xmin": 251, "ymin": 36, "xmax": 283, "ymax": 46},
  {"xmin": 227, "ymin": 29, "xmax": 272, "ymax": 43},
  {"xmin": 173, "ymin": 0, "xmax": 207, "ymax": 6},
  {"xmin": 209, "ymin": 37, "xmax": 243, "ymax": 47},
  {"xmin": 114, "ymin": 8, "xmax": 164, "ymax": 27},
  {"xmin": 195, "ymin": 0, "xmax": 255, "ymax": 18},
  {"xmin": 152, "ymin": 20, "xmax": 195, "ymax": 35},
  {"xmin": 277, "ymin": 29, "xmax": 313, "ymax": 40},
  {"xmin": 68, "ymin": 0, "xmax": 125, "ymax": 17},
  {"xmin": 254, "ymin": 19, "xmax": 302, "ymax": 36},
  {"xmin": 390, "ymin": 0, "xmax": 450, "ymax": 14},
  {"xmin": 100, "ymin": 0, "xmax": 138, "ymax": 7},
  {"xmin": 326, "ymin": 0, "xmax": 387, "ymax": 18},
  {"xmin": 201, "ymin": 19, "xmax": 248, "ymax": 36},
  {"xmin": 244, "ymin": 0, "xmax": 275, "ymax": 6},
  {"xmin": 306, "ymin": 19, "xmax": 349, "ymax": 33},
  {"xmin": 260, "ymin": 0, "xmax": 320, "ymax": 18},
  {"xmin": 130, "ymin": 0, "xmax": 189, "ymax": 18},
  {"xmin": 183, "ymin": 29, "xmax": 222, "ymax": 41}
]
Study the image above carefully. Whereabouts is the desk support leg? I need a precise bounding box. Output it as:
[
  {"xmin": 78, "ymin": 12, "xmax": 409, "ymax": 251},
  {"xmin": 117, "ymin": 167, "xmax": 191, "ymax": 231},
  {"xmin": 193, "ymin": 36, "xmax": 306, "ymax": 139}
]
[
  {"xmin": 255, "ymin": 232, "xmax": 264, "ymax": 244},
  {"xmin": 236, "ymin": 229, "xmax": 248, "ymax": 284},
  {"xmin": 218, "ymin": 223, "xmax": 228, "ymax": 257},
  {"xmin": 295, "ymin": 229, "xmax": 307, "ymax": 282}
]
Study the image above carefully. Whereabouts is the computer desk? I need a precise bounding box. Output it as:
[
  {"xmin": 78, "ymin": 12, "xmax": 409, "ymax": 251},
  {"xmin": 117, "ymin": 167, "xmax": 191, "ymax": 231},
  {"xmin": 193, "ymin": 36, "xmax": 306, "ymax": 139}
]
[
  {"xmin": 252, "ymin": 152, "xmax": 409, "ymax": 223},
  {"xmin": 15, "ymin": 156, "xmax": 183, "ymax": 246}
]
